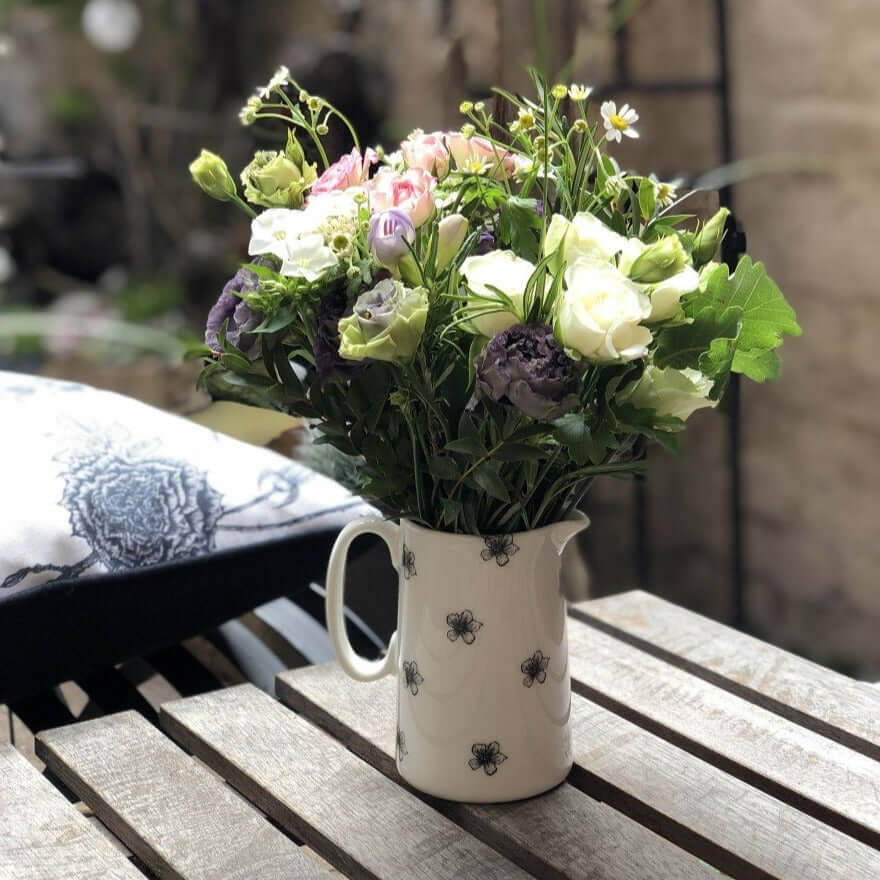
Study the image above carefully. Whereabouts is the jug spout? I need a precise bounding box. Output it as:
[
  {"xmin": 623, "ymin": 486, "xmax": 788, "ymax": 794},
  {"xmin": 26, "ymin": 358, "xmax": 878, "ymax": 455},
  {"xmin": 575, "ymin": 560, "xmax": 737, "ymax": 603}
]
[{"xmin": 549, "ymin": 512, "xmax": 590, "ymax": 555}]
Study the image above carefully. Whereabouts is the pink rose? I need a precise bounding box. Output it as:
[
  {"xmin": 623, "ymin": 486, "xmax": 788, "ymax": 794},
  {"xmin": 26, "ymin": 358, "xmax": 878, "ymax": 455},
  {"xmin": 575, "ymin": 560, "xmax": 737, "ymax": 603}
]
[
  {"xmin": 400, "ymin": 130, "xmax": 514, "ymax": 180},
  {"xmin": 367, "ymin": 167, "xmax": 436, "ymax": 227},
  {"xmin": 311, "ymin": 147, "xmax": 378, "ymax": 195}
]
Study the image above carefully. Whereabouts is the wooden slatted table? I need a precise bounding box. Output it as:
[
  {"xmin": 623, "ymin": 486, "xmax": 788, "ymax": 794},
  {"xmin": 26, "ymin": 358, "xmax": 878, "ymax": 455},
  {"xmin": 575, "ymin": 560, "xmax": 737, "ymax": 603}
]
[{"xmin": 2, "ymin": 590, "xmax": 878, "ymax": 879}]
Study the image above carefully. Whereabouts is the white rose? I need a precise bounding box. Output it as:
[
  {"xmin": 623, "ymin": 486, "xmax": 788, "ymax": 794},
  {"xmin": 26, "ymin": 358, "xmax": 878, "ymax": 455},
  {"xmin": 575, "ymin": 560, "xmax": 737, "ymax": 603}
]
[
  {"xmin": 460, "ymin": 250, "xmax": 535, "ymax": 337},
  {"xmin": 558, "ymin": 258, "xmax": 652, "ymax": 362},
  {"xmin": 544, "ymin": 211, "xmax": 627, "ymax": 265},
  {"xmin": 621, "ymin": 365, "xmax": 715, "ymax": 422},
  {"xmin": 646, "ymin": 266, "xmax": 700, "ymax": 322}
]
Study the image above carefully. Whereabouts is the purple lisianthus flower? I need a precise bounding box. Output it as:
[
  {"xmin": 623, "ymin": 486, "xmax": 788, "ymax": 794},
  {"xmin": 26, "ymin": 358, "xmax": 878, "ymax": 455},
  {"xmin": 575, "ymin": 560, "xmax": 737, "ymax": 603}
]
[
  {"xmin": 205, "ymin": 268, "xmax": 262, "ymax": 357},
  {"xmin": 475, "ymin": 229, "xmax": 495, "ymax": 254},
  {"xmin": 368, "ymin": 208, "xmax": 416, "ymax": 267},
  {"xmin": 313, "ymin": 286, "xmax": 365, "ymax": 385},
  {"xmin": 474, "ymin": 323, "xmax": 582, "ymax": 421}
]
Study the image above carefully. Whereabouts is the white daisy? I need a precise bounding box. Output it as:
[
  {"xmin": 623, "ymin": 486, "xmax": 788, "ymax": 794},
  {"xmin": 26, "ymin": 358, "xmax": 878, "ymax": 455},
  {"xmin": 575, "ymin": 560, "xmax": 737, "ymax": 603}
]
[
  {"xmin": 569, "ymin": 84, "xmax": 593, "ymax": 102},
  {"xmin": 601, "ymin": 101, "xmax": 639, "ymax": 143},
  {"xmin": 280, "ymin": 233, "xmax": 338, "ymax": 281},
  {"xmin": 258, "ymin": 65, "xmax": 291, "ymax": 99},
  {"xmin": 650, "ymin": 174, "xmax": 681, "ymax": 208}
]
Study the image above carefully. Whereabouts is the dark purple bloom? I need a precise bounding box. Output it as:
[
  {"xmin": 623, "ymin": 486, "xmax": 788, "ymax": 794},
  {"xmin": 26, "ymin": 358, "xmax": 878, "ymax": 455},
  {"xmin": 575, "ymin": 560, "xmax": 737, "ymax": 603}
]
[
  {"xmin": 205, "ymin": 268, "xmax": 262, "ymax": 357},
  {"xmin": 474, "ymin": 323, "xmax": 582, "ymax": 421},
  {"xmin": 475, "ymin": 229, "xmax": 495, "ymax": 254},
  {"xmin": 314, "ymin": 286, "xmax": 364, "ymax": 385}
]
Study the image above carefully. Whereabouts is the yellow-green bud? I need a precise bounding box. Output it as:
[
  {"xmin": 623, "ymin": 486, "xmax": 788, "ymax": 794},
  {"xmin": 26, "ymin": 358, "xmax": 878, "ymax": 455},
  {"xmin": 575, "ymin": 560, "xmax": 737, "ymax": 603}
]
[
  {"xmin": 459, "ymin": 100, "xmax": 474, "ymax": 114},
  {"xmin": 189, "ymin": 150, "xmax": 237, "ymax": 202},
  {"xmin": 307, "ymin": 96, "xmax": 321, "ymax": 111},
  {"xmin": 474, "ymin": 101, "xmax": 485, "ymax": 112},
  {"xmin": 628, "ymin": 235, "xmax": 689, "ymax": 284},
  {"xmin": 285, "ymin": 129, "xmax": 306, "ymax": 165},
  {"xmin": 572, "ymin": 118, "xmax": 589, "ymax": 134},
  {"xmin": 298, "ymin": 90, "xmax": 309, "ymax": 103},
  {"xmin": 517, "ymin": 109, "xmax": 536, "ymax": 130},
  {"xmin": 346, "ymin": 264, "xmax": 361, "ymax": 280},
  {"xmin": 551, "ymin": 83, "xmax": 568, "ymax": 100},
  {"xmin": 692, "ymin": 207, "xmax": 730, "ymax": 267},
  {"xmin": 315, "ymin": 123, "xmax": 329, "ymax": 136},
  {"xmin": 460, "ymin": 123, "xmax": 476, "ymax": 139}
]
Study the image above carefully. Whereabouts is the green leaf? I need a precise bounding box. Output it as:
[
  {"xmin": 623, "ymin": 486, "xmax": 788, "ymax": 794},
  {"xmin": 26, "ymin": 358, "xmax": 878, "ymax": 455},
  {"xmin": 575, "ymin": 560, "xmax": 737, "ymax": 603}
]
[
  {"xmin": 637, "ymin": 177, "xmax": 655, "ymax": 221},
  {"xmin": 498, "ymin": 196, "xmax": 542, "ymax": 263},
  {"xmin": 472, "ymin": 463, "xmax": 510, "ymax": 502},
  {"xmin": 253, "ymin": 305, "xmax": 299, "ymax": 334},
  {"xmin": 731, "ymin": 346, "xmax": 781, "ymax": 382},
  {"xmin": 493, "ymin": 442, "xmax": 548, "ymax": 462},
  {"xmin": 700, "ymin": 256, "xmax": 801, "ymax": 355},
  {"xmin": 654, "ymin": 305, "xmax": 742, "ymax": 377},
  {"xmin": 445, "ymin": 437, "xmax": 487, "ymax": 457},
  {"xmin": 428, "ymin": 456, "xmax": 459, "ymax": 479},
  {"xmin": 553, "ymin": 413, "xmax": 592, "ymax": 465}
]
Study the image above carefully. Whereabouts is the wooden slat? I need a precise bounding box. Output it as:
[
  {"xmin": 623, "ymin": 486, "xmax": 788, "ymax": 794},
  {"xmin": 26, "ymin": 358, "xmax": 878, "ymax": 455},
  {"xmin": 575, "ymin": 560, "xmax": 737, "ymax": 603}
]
[
  {"xmin": 276, "ymin": 666, "xmax": 717, "ymax": 879},
  {"xmin": 278, "ymin": 663, "xmax": 880, "ymax": 880},
  {"xmin": 36, "ymin": 711, "xmax": 324, "ymax": 880},
  {"xmin": 160, "ymin": 684, "xmax": 533, "ymax": 880},
  {"xmin": 571, "ymin": 590, "xmax": 880, "ymax": 759},
  {"xmin": 566, "ymin": 616, "xmax": 880, "ymax": 849},
  {"xmin": 0, "ymin": 743, "xmax": 144, "ymax": 880}
]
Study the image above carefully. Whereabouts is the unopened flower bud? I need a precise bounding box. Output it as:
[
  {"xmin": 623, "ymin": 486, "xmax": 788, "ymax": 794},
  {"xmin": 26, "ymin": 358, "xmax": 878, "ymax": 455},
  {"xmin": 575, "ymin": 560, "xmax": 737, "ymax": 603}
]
[
  {"xmin": 551, "ymin": 84, "xmax": 568, "ymax": 100},
  {"xmin": 474, "ymin": 101, "xmax": 485, "ymax": 112},
  {"xmin": 368, "ymin": 209, "xmax": 416, "ymax": 268},
  {"xmin": 435, "ymin": 213, "xmax": 469, "ymax": 271},
  {"xmin": 189, "ymin": 150, "xmax": 237, "ymax": 202},
  {"xmin": 461, "ymin": 123, "xmax": 476, "ymax": 139},
  {"xmin": 459, "ymin": 100, "xmax": 474, "ymax": 114},
  {"xmin": 315, "ymin": 123, "xmax": 329, "ymax": 135},
  {"xmin": 308, "ymin": 96, "xmax": 321, "ymax": 111},
  {"xmin": 692, "ymin": 207, "xmax": 730, "ymax": 267},
  {"xmin": 628, "ymin": 235, "xmax": 689, "ymax": 284}
]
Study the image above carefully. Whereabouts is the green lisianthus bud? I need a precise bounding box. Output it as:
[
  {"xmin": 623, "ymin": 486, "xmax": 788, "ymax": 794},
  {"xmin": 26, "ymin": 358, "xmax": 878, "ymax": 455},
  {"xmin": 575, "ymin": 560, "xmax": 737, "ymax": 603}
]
[
  {"xmin": 435, "ymin": 213, "xmax": 469, "ymax": 271},
  {"xmin": 628, "ymin": 235, "xmax": 689, "ymax": 284},
  {"xmin": 338, "ymin": 279, "xmax": 429, "ymax": 363},
  {"xmin": 189, "ymin": 150, "xmax": 237, "ymax": 202},
  {"xmin": 692, "ymin": 207, "xmax": 730, "ymax": 267},
  {"xmin": 285, "ymin": 129, "xmax": 306, "ymax": 166},
  {"xmin": 240, "ymin": 148, "xmax": 318, "ymax": 209},
  {"xmin": 619, "ymin": 365, "xmax": 715, "ymax": 423}
]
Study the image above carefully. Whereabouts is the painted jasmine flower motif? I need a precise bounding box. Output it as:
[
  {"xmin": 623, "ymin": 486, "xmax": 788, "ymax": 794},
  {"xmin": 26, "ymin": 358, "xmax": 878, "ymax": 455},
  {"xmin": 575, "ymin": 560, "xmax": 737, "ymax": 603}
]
[
  {"xmin": 396, "ymin": 728, "xmax": 408, "ymax": 762},
  {"xmin": 601, "ymin": 101, "xmax": 639, "ymax": 142},
  {"xmin": 258, "ymin": 64, "xmax": 290, "ymax": 99},
  {"xmin": 521, "ymin": 650, "xmax": 550, "ymax": 687},
  {"xmin": 402, "ymin": 660, "xmax": 423, "ymax": 696},
  {"xmin": 446, "ymin": 610, "xmax": 483, "ymax": 644},
  {"xmin": 569, "ymin": 83, "xmax": 593, "ymax": 101},
  {"xmin": 468, "ymin": 741, "xmax": 507, "ymax": 776},
  {"xmin": 280, "ymin": 233, "xmax": 338, "ymax": 281},
  {"xmin": 481, "ymin": 534, "xmax": 519, "ymax": 567},
  {"xmin": 401, "ymin": 543, "xmax": 417, "ymax": 579}
]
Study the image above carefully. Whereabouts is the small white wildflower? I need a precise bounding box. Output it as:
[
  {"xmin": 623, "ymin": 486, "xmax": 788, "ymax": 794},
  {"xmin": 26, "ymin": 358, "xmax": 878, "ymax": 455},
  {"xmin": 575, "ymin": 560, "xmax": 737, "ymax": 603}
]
[
  {"xmin": 650, "ymin": 174, "xmax": 681, "ymax": 208},
  {"xmin": 259, "ymin": 65, "xmax": 290, "ymax": 99},
  {"xmin": 474, "ymin": 101, "xmax": 485, "ymax": 112},
  {"xmin": 601, "ymin": 101, "xmax": 639, "ymax": 142},
  {"xmin": 239, "ymin": 94, "xmax": 261, "ymax": 126},
  {"xmin": 516, "ymin": 109, "xmax": 536, "ymax": 131},
  {"xmin": 569, "ymin": 84, "xmax": 593, "ymax": 102},
  {"xmin": 604, "ymin": 173, "xmax": 628, "ymax": 199}
]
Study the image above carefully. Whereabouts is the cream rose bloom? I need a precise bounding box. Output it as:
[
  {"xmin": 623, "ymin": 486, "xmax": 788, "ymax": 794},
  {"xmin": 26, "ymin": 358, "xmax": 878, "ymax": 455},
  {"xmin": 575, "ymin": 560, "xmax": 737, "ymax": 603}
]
[
  {"xmin": 544, "ymin": 211, "xmax": 627, "ymax": 266},
  {"xmin": 460, "ymin": 250, "xmax": 535, "ymax": 337},
  {"xmin": 645, "ymin": 266, "xmax": 700, "ymax": 322},
  {"xmin": 558, "ymin": 258, "xmax": 652, "ymax": 362},
  {"xmin": 622, "ymin": 365, "xmax": 715, "ymax": 422}
]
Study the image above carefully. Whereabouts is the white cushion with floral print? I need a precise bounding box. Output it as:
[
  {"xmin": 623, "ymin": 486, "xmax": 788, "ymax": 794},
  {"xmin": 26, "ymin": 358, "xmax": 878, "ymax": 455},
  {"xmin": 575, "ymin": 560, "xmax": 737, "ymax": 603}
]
[{"xmin": 0, "ymin": 370, "xmax": 375, "ymax": 594}]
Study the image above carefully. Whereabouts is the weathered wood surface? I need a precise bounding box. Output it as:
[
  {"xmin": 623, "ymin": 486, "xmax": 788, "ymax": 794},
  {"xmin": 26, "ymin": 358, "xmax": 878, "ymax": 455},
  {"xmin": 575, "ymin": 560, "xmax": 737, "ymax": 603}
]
[
  {"xmin": 278, "ymin": 663, "xmax": 880, "ymax": 880},
  {"xmin": 35, "ymin": 711, "xmax": 325, "ymax": 880},
  {"xmin": 160, "ymin": 684, "xmax": 532, "ymax": 880},
  {"xmin": 277, "ymin": 668, "xmax": 717, "ymax": 880},
  {"xmin": 571, "ymin": 590, "xmax": 880, "ymax": 759},
  {"xmin": 566, "ymin": 616, "xmax": 880, "ymax": 848},
  {"xmin": 0, "ymin": 743, "xmax": 143, "ymax": 880}
]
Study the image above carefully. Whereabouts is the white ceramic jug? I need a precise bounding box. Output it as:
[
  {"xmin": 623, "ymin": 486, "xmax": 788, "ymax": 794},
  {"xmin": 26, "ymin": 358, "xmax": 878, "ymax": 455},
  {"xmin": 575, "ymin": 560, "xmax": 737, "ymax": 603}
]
[{"xmin": 325, "ymin": 513, "xmax": 588, "ymax": 803}]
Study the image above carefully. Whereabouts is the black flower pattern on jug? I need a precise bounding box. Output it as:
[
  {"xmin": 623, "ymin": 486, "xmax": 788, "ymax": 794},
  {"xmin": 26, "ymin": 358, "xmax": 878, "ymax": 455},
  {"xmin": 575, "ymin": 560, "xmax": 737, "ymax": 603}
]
[
  {"xmin": 401, "ymin": 543, "xmax": 417, "ymax": 579},
  {"xmin": 396, "ymin": 728, "xmax": 408, "ymax": 762},
  {"xmin": 480, "ymin": 534, "xmax": 519, "ymax": 567},
  {"xmin": 468, "ymin": 741, "xmax": 507, "ymax": 776},
  {"xmin": 402, "ymin": 660, "xmax": 424, "ymax": 696},
  {"xmin": 521, "ymin": 650, "xmax": 550, "ymax": 687},
  {"xmin": 446, "ymin": 610, "xmax": 483, "ymax": 644}
]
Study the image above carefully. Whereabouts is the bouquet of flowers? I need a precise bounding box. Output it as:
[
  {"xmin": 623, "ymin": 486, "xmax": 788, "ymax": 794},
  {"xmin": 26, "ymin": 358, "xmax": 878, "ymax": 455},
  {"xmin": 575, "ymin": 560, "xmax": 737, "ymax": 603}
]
[{"xmin": 189, "ymin": 68, "xmax": 800, "ymax": 535}]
